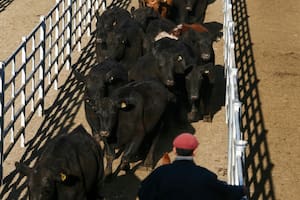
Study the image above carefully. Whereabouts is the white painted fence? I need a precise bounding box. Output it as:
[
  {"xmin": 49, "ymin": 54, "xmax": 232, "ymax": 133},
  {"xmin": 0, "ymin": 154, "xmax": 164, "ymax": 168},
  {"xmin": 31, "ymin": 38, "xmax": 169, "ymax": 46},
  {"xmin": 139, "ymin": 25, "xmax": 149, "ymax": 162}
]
[
  {"xmin": 223, "ymin": 0, "xmax": 247, "ymax": 193},
  {"xmin": 0, "ymin": 0, "xmax": 104, "ymax": 183}
]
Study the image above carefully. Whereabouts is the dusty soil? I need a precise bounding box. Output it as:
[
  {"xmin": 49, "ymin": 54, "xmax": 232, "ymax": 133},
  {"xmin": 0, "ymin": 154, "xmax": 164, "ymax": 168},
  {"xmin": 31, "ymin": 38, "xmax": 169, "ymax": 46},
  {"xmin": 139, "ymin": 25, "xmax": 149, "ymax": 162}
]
[{"xmin": 0, "ymin": 0, "xmax": 299, "ymax": 200}]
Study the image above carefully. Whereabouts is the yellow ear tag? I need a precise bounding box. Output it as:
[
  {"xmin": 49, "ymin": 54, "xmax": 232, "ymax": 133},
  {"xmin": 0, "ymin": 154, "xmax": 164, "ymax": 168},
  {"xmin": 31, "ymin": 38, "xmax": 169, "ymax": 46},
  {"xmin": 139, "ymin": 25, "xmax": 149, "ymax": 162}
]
[
  {"xmin": 60, "ymin": 173, "xmax": 67, "ymax": 182},
  {"xmin": 121, "ymin": 102, "xmax": 127, "ymax": 108}
]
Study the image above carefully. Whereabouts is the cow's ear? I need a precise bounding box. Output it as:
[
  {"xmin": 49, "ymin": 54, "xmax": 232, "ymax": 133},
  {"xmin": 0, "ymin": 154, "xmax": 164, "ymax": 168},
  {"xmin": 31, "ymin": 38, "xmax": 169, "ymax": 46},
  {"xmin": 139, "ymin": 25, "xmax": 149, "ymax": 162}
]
[
  {"xmin": 73, "ymin": 69, "xmax": 86, "ymax": 83},
  {"xmin": 130, "ymin": 6, "xmax": 136, "ymax": 14},
  {"xmin": 15, "ymin": 162, "xmax": 32, "ymax": 176}
]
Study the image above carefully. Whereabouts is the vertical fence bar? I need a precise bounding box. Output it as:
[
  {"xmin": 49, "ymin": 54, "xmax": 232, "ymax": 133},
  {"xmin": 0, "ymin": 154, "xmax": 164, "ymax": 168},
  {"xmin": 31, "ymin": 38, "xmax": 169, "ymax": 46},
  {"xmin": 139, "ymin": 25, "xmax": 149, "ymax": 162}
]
[
  {"xmin": 61, "ymin": 0, "xmax": 65, "ymax": 64},
  {"xmin": 31, "ymin": 36, "xmax": 35, "ymax": 113},
  {"xmin": 10, "ymin": 59, "xmax": 15, "ymax": 143},
  {"xmin": 0, "ymin": 61, "xmax": 5, "ymax": 185},
  {"xmin": 20, "ymin": 37, "xmax": 27, "ymax": 148},
  {"xmin": 87, "ymin": 0, "xmax": 91, "ymax": 36},
  {"xmin": 66, "ymin": 0, "xmax": 72, "ymax": 70},
  {"xmin": 54, "ymin": 0, "xmax": 60, "ymax": 90},
  {"xmin": 39, "ymin": 16, "xmax": 46, "ymax": 117},
  {"xmin": 77, "ymin": 0, "xmax": 82, "ymax": 51},
  {"xmin": 72, "ymin": 1, "xmax": 77, "ymax": 47},
  {"xmin": 48, "ymin": 16, "xmax": 52, "ymax": 85}
]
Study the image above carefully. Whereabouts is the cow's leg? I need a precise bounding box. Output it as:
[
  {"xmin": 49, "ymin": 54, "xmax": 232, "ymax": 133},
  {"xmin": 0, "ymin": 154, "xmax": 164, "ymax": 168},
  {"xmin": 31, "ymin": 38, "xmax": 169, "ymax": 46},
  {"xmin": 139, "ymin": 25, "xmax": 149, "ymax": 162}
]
[
  {"xmin": 143, "ymin": 133, "xmax": 160, "ymax": 170},
  {"xmin": 203, "ymin": 82, "xmax": 213, "ymax": 122},
  {"xmin": 187, "ymin": 102, "xmax": 199, "ymax": 122},
  {"xmin": 118, "ymin": 136, "xmax": 144, "ymax": 174},
  {"xmin": 103, "ymin": 139, "xmax": 115, "ymax": 177}
]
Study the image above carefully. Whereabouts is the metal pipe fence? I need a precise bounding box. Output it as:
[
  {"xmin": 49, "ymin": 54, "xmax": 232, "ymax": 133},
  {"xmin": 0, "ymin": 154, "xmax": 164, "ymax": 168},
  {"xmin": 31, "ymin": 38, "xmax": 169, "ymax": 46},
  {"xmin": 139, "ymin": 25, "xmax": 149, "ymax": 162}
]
[
  {"xmin": 223, "ymin": 0, "xmax": 247, "ymax": 191},
  {"xmin": 0, "ymin": 0, "xmax": 102, "ymax": 184}
]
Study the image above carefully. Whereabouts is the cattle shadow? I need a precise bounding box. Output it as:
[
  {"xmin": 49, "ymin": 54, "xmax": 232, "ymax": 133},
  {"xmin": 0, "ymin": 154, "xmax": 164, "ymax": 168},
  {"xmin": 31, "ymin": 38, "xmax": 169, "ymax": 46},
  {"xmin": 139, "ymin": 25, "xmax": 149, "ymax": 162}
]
[
  {"xmin": 231, "ymin": 0, "xmax": 276, "ymax": 199},
  {"xmin": 0, "ymin": 35, "xmax": 96, "ymax": 199},
  {"xmin": 0, "ymin": 0, "xmax": 14, "ymax": 12}
]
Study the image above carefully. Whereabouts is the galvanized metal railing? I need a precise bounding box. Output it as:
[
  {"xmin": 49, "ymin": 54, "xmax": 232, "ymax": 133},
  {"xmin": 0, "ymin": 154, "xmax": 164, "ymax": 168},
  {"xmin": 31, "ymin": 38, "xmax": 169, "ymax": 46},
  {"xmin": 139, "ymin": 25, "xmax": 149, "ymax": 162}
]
[
  {"xmin": 223, "ymin": 0, "xmax": 248, "ymax": 191},
  {"xmin": 0, "ymin": 0, "xmax": 103, "ymax": 184}
]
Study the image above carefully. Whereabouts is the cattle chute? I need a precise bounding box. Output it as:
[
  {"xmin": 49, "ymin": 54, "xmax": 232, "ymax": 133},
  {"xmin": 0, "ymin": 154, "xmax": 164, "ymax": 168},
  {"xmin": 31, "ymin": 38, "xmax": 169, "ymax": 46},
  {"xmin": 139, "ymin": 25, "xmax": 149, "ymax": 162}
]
[{"xmin": 0, "ymin": 0, "xmax": 247, "ymax": 199}]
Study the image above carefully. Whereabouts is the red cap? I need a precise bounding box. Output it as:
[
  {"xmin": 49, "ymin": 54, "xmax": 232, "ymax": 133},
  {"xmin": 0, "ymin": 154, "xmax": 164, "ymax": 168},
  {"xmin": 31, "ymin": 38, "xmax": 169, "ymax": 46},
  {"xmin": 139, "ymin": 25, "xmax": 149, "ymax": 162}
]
[{"xmin": 173, "ymin": 133, "xmax": 199, "ymax": 150}]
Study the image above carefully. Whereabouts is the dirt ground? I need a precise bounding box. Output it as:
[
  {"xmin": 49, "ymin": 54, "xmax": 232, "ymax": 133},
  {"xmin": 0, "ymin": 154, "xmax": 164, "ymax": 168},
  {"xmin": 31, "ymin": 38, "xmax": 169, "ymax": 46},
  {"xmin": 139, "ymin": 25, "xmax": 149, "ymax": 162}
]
[{"xmin": 0, "ymin": 0, "xmax": 299, "ymax": 200}]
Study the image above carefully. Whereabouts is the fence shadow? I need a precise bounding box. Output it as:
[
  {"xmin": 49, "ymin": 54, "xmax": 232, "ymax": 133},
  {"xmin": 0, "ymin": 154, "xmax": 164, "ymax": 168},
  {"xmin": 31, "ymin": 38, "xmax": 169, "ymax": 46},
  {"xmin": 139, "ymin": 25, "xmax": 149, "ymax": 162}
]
[
  {"xmin": 0, "ymin": 35, "xmax": 97, "ymax": 199},
  {"xmin": 0, "ymin": 0, "xmax": 14, "ymax": 12},
  {"xmin": 231, "ymin": 0, "xmax": 276, "ymax": 199}
]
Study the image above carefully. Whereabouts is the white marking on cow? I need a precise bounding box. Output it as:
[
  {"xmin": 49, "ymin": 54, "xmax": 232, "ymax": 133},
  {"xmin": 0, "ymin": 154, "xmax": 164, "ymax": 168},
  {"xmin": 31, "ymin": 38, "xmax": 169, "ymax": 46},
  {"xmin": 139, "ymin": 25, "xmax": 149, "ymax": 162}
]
[{"xmin": 154, "ymin": 31, "xmax": 178, "ymax": 41}]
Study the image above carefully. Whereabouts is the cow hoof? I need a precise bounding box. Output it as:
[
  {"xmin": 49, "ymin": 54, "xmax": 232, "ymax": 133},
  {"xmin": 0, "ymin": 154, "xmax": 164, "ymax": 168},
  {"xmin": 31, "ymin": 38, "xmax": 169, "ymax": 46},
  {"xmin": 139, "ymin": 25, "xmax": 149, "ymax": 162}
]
[
  {"xmin": 120, "ymin": 162, "xmax": 130, "ymax": 171},
  {"xmin": 104, "ymin": 167, "xmax": 113, "ymax": 177},
  {"xmin": 203, "ymin": 115, "xmax": 212, "ymax": 122}
]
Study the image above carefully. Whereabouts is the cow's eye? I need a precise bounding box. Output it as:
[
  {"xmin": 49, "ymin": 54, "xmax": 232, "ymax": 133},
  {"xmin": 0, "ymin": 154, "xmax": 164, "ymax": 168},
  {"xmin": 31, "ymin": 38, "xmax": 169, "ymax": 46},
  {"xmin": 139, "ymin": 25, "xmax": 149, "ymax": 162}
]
[{"xmin": 177, "ymin": 56, "xmax": 183, "ymax": 62}]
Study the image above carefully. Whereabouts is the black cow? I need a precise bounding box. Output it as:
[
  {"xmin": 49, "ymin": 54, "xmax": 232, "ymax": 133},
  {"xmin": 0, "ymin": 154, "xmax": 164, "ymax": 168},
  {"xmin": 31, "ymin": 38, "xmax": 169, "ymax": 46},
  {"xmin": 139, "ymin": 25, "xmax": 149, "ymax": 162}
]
[
  {"xmin": 181, "ymin": 29, "xmax": 216, "ymax": 65},
  {"xmin": 74, "ymin": 59, "xmax": 128, "ymax": 141},
  {"xmin": 168, "ymin": 0, "xmax": 208, "ymax": 24},
  {"xmin": 131, "ymin": 6, "xmax": 160, "ymax": 31},
  {"xmin": 185, "ymin": 62, "xmax": 216, "ymax": 122},
  {"xmin": 95, "ymin": 11, "xmax": 145, "ymax": 67},
  {"xmin": 95, "ymin": 7, "xmax": 131, "ymax": 42},
  {"xmin": 15, "ymin": 125, "xmax": 104, "ymax": 200},
  {"xmin": 94, "ymin": 80, "xmax": 173, "ymax": 176},
  {"xmin": 129, "ymin": 37, "xmax": 195, "ymax": 87},
  {"xmin": 143, "ymin": 18, "xmax": 176, "ymax": 52}
]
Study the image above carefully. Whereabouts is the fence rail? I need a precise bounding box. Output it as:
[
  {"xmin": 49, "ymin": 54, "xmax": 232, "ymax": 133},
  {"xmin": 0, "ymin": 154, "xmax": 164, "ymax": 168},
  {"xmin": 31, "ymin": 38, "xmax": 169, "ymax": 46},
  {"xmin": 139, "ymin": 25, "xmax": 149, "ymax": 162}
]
[
  {"xmin": 0, "ymin": 0, "xmax": 102, "ymax": 184},
  {"xmin": 223, "ymin": 0, "xmax": 247, "ymax": 192}
]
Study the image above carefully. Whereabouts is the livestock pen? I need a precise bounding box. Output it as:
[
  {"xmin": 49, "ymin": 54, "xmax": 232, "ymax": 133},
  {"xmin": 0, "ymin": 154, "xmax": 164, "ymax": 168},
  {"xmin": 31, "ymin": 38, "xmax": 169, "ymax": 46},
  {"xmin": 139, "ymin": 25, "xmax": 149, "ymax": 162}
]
[{"xmin": 0, "ymin": 0, "xmax": 247, "ymax": 199}]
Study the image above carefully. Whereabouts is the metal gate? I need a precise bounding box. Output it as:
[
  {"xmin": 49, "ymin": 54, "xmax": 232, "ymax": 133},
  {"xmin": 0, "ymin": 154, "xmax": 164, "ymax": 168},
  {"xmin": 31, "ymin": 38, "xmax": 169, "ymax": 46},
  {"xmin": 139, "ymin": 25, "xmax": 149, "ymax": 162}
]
[
  {"xmin": 0, "ymin": 0, "xmax": 105, "ymax": 184},
  {"xmin": 223, "ymin": 0, "xmax": 247, "ymax": 191}
]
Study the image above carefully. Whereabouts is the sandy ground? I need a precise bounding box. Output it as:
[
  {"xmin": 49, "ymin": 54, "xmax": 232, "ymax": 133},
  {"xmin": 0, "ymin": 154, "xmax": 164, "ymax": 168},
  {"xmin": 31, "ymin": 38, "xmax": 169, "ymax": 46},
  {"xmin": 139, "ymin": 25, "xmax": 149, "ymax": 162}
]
[
  {"xmin": 0, "ymin": 0, "xmax": 299, "ymax": 200},
  {"xmin": 241, "ymin": 0, "xmax": 300, "ymax": 199}
]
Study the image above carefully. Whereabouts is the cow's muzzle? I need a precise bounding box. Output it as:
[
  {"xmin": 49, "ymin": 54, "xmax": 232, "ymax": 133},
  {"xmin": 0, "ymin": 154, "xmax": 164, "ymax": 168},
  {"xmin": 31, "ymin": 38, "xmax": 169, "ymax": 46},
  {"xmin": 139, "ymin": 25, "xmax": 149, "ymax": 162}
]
[
  {"xmin": 100, "ymin": 130, "xmax": 110, "ymax": 137},
  {"xmin": 185, "ymin": 6, "xmax": 192, "ymax": 11},
  {"xmin": 166, "ymin": 80, "xmax": 174, "ymax": 86},
  {"xmin": 191, "ymin": 95, "xmax": 198, "ymax": 101},
  {"xmin": 201, "ymin": 53, "xmax": 211, "ymax": 61}
]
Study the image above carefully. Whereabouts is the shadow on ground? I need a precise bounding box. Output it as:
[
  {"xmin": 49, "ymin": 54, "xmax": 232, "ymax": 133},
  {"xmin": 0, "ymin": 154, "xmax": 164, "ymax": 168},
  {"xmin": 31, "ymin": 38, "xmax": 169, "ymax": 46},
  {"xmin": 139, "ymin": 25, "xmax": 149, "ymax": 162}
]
[
  {"xmin": 232, "ymin": 0, "xmax": 276, "ymax": 199},
  {"xmin": 0, "ymin": 34, "xmax": 97, "ymax": 199},
  {"xmin": 0, "ymin": 0, "xmax": 14, "ymax": 12}
]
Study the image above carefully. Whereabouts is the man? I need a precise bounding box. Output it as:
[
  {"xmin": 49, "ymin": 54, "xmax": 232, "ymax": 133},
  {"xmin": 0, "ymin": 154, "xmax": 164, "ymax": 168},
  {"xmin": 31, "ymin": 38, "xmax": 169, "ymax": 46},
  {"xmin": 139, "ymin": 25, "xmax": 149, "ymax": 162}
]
[{"xmin": 138, "ymin": 133, "xmax": 247, "ymax": 200}]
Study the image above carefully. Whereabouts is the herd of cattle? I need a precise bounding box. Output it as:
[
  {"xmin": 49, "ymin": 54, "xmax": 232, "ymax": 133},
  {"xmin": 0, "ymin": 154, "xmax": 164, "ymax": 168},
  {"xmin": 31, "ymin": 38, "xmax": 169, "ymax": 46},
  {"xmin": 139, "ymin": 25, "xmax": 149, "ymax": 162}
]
[{"xmin": 15, "ymin": 1, "xmax": 224, "ymax": 199}]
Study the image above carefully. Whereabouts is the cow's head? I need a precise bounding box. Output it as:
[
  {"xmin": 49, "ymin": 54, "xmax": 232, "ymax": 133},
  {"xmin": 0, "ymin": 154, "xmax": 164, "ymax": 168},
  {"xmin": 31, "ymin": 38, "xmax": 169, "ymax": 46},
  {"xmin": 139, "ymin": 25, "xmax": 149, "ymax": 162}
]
[
  {"xmin": 185, "ymin": 62, "xmax": 214, "ymax": 103},
  {"xmin": 94, "ymin": 97, "xmax": 136, "ymax": 138},
  {"xmin": 182, "ymin": 30, "xmax": 215, "ymax": 63},
  {"xmin": 15, "ymin": 162, "xmax": 81, "ymax": 200},
  {"xmin": 185, "ymin": 0, "xmax": 196, "ymax": 11},
  {"xmin": 131, "ymin": 7, "xmax": 160, "ymax": 31}
]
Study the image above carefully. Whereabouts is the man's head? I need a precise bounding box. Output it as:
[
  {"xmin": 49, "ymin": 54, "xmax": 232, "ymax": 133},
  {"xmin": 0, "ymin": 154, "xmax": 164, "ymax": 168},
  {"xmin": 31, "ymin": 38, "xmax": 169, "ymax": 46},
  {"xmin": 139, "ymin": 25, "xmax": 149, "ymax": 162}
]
[{"xmin": 173, "ymin": 133, "xmax": 199, "ymax": 156}]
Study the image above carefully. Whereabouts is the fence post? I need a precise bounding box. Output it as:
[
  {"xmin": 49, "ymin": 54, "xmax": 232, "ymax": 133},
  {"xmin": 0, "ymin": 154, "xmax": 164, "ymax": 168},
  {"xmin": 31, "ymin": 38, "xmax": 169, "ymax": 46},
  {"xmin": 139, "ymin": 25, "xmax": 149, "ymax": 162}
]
[
  {"xmin": 20, "ymin": 37, "xmax": 27, "ymax": 148},
  {"xmin": 39, "ymin": 16, "xmax": 46, "ymax": 116},
  {"xmin": 54, "ymin": 0, "xmax": 60, "ymax": 90},
  {"xmin": 87, "ymin": 0, "xmax": 91, "ymax": 36},
  {"xmin": 78, "ymin": 0, "xmax": 82, "ymax": 51},
  {"xmin": 0, "ymin": 61, "xmax": 4, "ymax": 185},
  {"xmin": 66, "ymin": 0, "xmax": 72, "ymax": 70}
]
